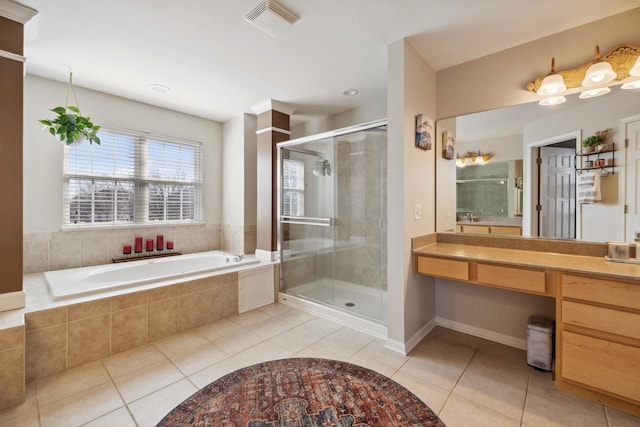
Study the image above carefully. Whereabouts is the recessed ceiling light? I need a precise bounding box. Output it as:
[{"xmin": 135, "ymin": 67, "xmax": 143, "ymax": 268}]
[
  {"xmin": 343, "ymin": 88, "xmax": 359, "ymax": 96},
  {"xmin": 150, "ymin": 84, "xmax": 171, "ymax": 94}
]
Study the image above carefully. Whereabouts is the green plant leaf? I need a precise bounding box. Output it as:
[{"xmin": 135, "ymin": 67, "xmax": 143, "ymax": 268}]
[
  {"xmin": 39, "ymin": 119, "xmax": 52, "ymax": 126},
  {"xmin": 51, "ymin": 106, "xmax": 66, "ymax": 115},
  {"xmin": 67, "ymin": 106, "xmax": 80, "ymax": 113}
]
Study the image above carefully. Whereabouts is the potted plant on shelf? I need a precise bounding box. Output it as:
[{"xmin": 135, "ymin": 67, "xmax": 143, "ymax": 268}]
[
  {"xmin": 582, "ymin": 134, "xmax": 601, "ymax": 154},
  {"xmin": 39, "ymin": 105, "xmax": 101, "ymax": 145}
]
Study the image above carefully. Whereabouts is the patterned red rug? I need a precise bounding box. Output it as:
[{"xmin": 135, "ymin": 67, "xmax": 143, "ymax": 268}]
[{"xmin": 158, "ymin": 357, "xmax": 445, "ymax": 426}]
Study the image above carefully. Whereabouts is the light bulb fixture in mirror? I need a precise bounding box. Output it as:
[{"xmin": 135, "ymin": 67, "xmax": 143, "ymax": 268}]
[
  {"xmin": 582, "ymin": 46, "xmax": 617, "ymax": 87},
  {"xmin": 527, "ymin": 44, "xmax": 640, "ymax": 105},
  {"xmin": 579, "ymin": 86, "xmax": 611, "ymax": 99},
  {"xmin": 456, "ymin": 151, "xmax": 493, "ymax": 168}
]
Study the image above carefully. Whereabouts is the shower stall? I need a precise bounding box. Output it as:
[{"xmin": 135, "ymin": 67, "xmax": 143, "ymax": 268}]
[{"xmin": 277, "ymin": 120, "xmax": 387, "ymax": 333}]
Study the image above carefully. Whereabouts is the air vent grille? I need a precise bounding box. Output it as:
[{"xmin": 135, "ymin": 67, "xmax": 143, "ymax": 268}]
[{"xmin": 246, "ymin": 0, "xmax": 298, "ymax": 25}]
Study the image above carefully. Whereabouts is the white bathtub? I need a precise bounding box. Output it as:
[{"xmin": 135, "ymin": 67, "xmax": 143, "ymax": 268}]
[{"xmin": 44, "ymin": 251, "xmax": 260, "ymax": 300}]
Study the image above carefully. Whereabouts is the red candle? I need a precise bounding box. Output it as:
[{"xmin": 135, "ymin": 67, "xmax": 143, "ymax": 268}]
[
  {"xmin": 134, "ymin": 236, "xmax": 143, "ymax": 253},
  {"xmin": 166, "ymin": 241, "xmax": 174, "ymax": 250},
  {"xmin": 123, "ymin": 245, "xmax": 132, "ymax": 255},
  {"xmin": 156, "ymin": 234, "xmax": 164, "ymax": 251},
  {"xmin": 146, "ymin": 239, "xmax": 154, "ymax": 252}
]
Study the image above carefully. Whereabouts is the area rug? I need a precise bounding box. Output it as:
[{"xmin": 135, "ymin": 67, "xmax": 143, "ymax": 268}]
[{"xmin": 157, "ymin": 357, "xmax": 445, "ymax": 426}]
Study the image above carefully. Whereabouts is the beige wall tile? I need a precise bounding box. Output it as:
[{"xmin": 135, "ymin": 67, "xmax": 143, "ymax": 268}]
[
  {"xmin": 23, "ymin": 238, "xmax": 49, "ymax": 274},
  {"xmin": 49, "ymin": 235, "xmax": 82, "ymax": 270},
  {"xmin": 148, "ymin": 298, "xmax": 179, "ymax": 342},
  {"xmin": 179, "ymin": 293, "xmax": 205, "ymax": 331},
  {"xmin": 111, "ymin": 306, "xmax": 148, "ymax": 354},
  {"xmin": 68, "ymin": 299, "xmax": 110, "ymax": 321},
  {"xmin": 0, "ymin": 325, "xmax": 25, "ymax": 348},
  {"xmin": 0, "ymin": 383, "xmax": 38, "ymax": 425},
  {"xmin": 148, "ymin": 285, "xmax": 179, "ymax": 303},
  {"xmin": 67, "ymin": 314, "xmax": 110, "ymax": 368},
  {"xmin": 0, "ymin": 347, "xmax": 25, "ymax": 409},
  {"xmin": 179, "ymin": 279, "xmax": 205, "ymax": 295},
  {"xmin": 25, "ymin": 324, "xmax": 67, "ymax": 383},
  {"xmin": 206, "ymin": 273, "xmax": 228, "ymax": 290},
  {"xmin": 25, "ymin": 308, "xmax": 67, "ymax": 332},
  {"xmin": 81, "ymin": 237, "xmax": 110, "ymax": 267},
  {"xmin": 111, "ymin": 291, "xmax": 147, "ymax": 311},
  {"xmin": 205, "ymin": 282, "xmax": 237, "ymax": 323}
]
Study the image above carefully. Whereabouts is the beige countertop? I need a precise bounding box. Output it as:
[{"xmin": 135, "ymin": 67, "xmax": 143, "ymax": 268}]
[{"xmin": 413, "ymin": 233, "xmax": 640, "ymax": 282}]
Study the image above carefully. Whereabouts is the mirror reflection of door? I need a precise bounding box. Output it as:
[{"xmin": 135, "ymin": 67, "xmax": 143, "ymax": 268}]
[
  {"xmin": 625, "ymin": 117, "xmax": 640, "ymax": 242},
  {"xmin": 537, "ymin": 141, "xmax": 576, "ymax": 239}
]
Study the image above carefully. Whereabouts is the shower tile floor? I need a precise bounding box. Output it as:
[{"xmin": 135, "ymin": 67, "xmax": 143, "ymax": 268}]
[
  {"xmin": 285, "ymin": 278, "xmax": 387, "ymax": 322},
  {"xmin": 1, "ymin": 302, "xmax": 638, "ymax": 427}
]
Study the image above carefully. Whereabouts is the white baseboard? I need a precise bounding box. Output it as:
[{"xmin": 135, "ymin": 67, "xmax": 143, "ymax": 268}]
[
  {"xmin": 436, "ymin": 316, "xmax": 527, "ymax": 350},
  {"xmin": 384, "ymin": 317, "xmax": 437, "ymax": 355},
  {"xmin": 0, "ymin": 291, "xmax": 26, "ymax": 312}
]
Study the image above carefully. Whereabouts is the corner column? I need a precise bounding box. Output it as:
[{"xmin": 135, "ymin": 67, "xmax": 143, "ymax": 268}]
[
  {"xmin": 252, "ymin": 100, "xmax": 293, "ymax": 260},
  {"xmin": 0, "ymin": 3, "xmax": 36, "ymax": 312}
]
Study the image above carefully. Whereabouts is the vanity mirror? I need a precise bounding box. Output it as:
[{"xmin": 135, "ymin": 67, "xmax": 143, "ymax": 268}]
[{"xmin": 436, "ymin": 84, "xmax": 640, "ymax": 242}]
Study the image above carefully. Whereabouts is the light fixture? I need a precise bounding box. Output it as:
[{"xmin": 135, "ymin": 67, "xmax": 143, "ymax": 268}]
[
  {"xmin": 579, "ymin": 86, "xmax": 611, "ymax": 99},
  {"xmin": 343, "ymin": 88, "xmax": 359, "ymax": 96},
  {"xmin": 537, "ymin": 58, "xmax": 566, "ymax": 96},
  {"xmin": 245, "ymin": 0, "xmax": 298, "ymax": 37},
  {"xmin": 582, "ymin": 45, "xmax": 617, "ymax": 87},
  {"xmin": 150, "ymin": 84, "xmax": 171, "ymax": 94},
  {"xmin": 456, "ymin": 151, "xmax": 493, "ymax": 167},
  {"xmin": 630, "ymin": 55, "xmax": 640, "ymax": 76},
  {"xmin": 527, "ymin": 44, "xmax": 640, "ymax": 105},
  {"xmin": 621, "ymin": 79, "xmax": 640, "ymax": 90},
  {"xmin": 538, "ymin": 95, "xmax": 566, "ymax": 106}
]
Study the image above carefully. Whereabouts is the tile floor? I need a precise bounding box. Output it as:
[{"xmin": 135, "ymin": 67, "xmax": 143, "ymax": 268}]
[{"xmin": 1, "ymin": 303, "xmax": 639, "ymax": 427}]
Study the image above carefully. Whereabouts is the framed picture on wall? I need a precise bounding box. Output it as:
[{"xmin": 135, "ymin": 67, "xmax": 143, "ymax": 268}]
[
  {"xmin": 415, "ymin": 114, "xmax": 433, "ymax": 151},
  {"xmin": 442, "ymin": 130, "xmax": 455, "ymax": 160}
]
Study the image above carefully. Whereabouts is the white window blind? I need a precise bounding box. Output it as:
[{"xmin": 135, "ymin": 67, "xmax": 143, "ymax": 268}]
[
  {"xmin": 64, "ymin": 129, "xmax": 202, "ymax": 227},
  {"xmin": 282, "ymin": 159, "xmax": 304, "ymax": 216}
]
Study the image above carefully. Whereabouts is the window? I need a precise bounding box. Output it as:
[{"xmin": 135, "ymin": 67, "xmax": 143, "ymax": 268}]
[
  {"xmin": 281, "ymin": 159, "xmax": 304, "ymax": 216},
  {"xmin": 64, "ymin": 129, "xmax": 202, "ymax": 227}
]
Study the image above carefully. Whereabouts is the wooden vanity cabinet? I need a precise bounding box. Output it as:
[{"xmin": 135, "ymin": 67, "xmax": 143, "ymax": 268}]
[{"xmin": 558, "ymin": 274, "xmax": 640, "ymax": 414}]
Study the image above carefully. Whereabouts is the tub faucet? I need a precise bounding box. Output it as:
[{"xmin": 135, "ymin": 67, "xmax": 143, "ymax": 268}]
[{"xmin": 233, "ymin": 253, "xmax": 245, "ymax": 262}]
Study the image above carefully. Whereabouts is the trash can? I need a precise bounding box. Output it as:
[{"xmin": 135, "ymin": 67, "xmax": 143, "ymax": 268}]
[{"xmin": 527, "ymin": 315, "xmax": 554, "ymax": 371}]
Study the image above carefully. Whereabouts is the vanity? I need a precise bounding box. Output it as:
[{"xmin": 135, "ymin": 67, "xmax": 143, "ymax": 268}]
[{"xmin": 412, "ymin": 232, "xmax": 640, "ymax": 416}]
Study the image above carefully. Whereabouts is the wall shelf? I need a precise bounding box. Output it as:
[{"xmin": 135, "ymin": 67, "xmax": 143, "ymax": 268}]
[{"xmin": 576, "ymin": 143, "xmax": 615, "ymax": 174}]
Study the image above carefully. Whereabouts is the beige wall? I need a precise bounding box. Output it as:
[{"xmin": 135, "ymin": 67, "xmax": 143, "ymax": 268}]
[
  {"xmin": 387, "ymin": 39, "xmax": 437, "ymax": 352},
  {"xmin": 436, "ymin": 7, "xmax": 640, "ymax": 120}
]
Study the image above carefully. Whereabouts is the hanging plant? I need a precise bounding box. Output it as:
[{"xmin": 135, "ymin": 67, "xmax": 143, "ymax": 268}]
[
  {"xmin": 38, "ymin": 72, "xmax": 101, "ymax": 145},
  {"xmin": 39, "ymin": 105, "xmax": 101, "ymax": 145}
]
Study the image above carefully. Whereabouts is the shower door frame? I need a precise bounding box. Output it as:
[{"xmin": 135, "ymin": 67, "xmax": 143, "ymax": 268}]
[{"xmin": 276, "ymin": 119, "xmax": 388, "ymax": 322}]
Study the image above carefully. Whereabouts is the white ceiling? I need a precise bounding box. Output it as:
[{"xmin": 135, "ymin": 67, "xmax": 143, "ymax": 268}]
[{"xmin": 18, "ymin": 0, "xmax": 640, "ymax": 124}]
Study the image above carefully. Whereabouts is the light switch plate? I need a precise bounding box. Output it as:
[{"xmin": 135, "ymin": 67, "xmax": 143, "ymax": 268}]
[{"xmin": 414, "ymin": 203, "xmax": 422, "ymax": 220}]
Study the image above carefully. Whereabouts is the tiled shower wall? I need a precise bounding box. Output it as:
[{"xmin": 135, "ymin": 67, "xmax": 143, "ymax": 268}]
[{"xmin": 23, "ymin": 224, "xmax": 258, "ymax": 274}]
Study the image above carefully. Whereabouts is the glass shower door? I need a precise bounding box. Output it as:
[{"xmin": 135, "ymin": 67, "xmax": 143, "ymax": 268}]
[{"xmin": 279, "ymin": 137, "xmax": 335, "ymax": 307}]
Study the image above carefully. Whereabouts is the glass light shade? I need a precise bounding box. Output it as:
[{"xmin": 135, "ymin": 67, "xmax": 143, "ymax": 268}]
[
  {"xmin": 630, "ymin": 56, "xmax": 640, "ymax": 77},
  {"xmin": 582, "ymin": 61, "xmax": 617, "ymax": 86},
  {"xmin": 621, "ymin": 79, "xmax": 640, "ymax": 90},
  {"xmin": 579, "ymin": 86, "xmax": 611, "ymax": 99},
  {"xmin": 455, "ymin": 157, "xmax": 466, "ymax": 168},
  {"xmin": 539, "ymin": 96, "xmax": 566, "ymax": 106},
  {"xmin": 537, "ymin": 73, "xmax": 566, "ymax": 96}
]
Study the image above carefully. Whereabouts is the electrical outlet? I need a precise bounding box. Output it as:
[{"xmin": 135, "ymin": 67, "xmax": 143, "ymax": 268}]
[{"xmin": 414, "ymin": 203, "xmax": 422, "ymax": 220}]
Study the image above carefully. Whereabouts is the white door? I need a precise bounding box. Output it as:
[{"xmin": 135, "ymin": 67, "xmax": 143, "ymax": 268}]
[
  {"xmin": 539, "ymin": 147, "xmax": 576, "ymax": 239},
  {"xmin": 625, "ymin": 119, "xmax": 640, "ymax": 242}
]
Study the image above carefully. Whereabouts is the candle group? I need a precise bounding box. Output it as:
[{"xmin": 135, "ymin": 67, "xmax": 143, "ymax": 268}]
[{"xmin": 123, "ymin": 235, "xmax": 174, "ymax": 255}]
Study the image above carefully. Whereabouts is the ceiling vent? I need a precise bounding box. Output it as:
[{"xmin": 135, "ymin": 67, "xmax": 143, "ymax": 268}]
[{"xmin": 245, "ymin": 0, "xmax": 299, "ymax": 37}]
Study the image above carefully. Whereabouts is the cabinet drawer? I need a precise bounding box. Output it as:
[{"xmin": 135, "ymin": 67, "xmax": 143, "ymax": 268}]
[
  {"xmin": 461, "ymin": 225, "xmax": 490, "ymax": 234},
  {"xmin": 477, "ymin": 264, "xmax": 546, "ymax": 294},
  {"xmin": 490, "ymin": 225, "xmax": 522, "ymax": 236},
  {"xmin": 562, "ymin": 300, "xmax": 640, "ymax": 340},
  {"xmin": 562, "ymin": 331, "xmax": 640, "ymax": 402},
  {"xmin": 417, "ymin": 256, "xmax": 469, "ymax": 281},
  {"xmin": 562, "ymin": 274, "xmax": 640, "ymax": 310}
]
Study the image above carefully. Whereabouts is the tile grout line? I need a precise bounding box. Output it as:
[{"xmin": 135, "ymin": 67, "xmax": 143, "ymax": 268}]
[
  {"xmin": 520, "ymin": 367, "xmax": 533, "ymax": 426},
  {"xmin": 99, "ymin": 358, "xmax": 139, "ymax": 427}
]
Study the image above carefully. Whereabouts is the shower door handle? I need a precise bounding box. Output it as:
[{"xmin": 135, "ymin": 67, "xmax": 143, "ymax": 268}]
[{"xmin": 281, "ymin": 216, "xmax": 333, "ymax": 227}]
